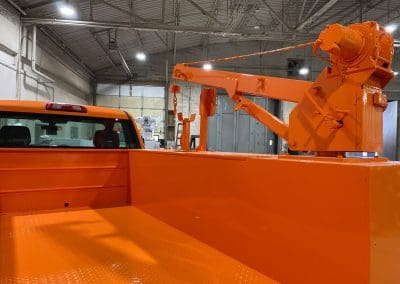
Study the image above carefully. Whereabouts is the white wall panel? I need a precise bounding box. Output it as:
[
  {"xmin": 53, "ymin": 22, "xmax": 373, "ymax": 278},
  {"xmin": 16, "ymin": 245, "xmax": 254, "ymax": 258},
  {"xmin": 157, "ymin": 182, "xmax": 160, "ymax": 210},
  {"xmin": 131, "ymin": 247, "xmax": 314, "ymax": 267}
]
[
  {"xmin": 0, "ymin": 0, "xmax": 19, "ymax": 53},
  {"xmin": 0, "ymin": 0, "xmax": 91, "ymax": 105},
  {"xmin": 96, "ymin": 94, "xmax": 120, "ymax": 107},
  {"xmin": 120, "ymin": 96, "xmax": 141, "ymax": 108},
  {"xmin": 0, "ymin": 50, "xmax": 16, "ymax": 99}
]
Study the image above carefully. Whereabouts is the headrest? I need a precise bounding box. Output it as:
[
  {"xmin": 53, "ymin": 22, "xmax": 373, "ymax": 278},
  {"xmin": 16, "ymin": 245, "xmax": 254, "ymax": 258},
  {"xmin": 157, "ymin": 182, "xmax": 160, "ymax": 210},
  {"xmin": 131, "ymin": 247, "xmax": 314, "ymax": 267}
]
[{"xmin": 0, "ymin": 126, "xmax": 31, "ymax": 147}]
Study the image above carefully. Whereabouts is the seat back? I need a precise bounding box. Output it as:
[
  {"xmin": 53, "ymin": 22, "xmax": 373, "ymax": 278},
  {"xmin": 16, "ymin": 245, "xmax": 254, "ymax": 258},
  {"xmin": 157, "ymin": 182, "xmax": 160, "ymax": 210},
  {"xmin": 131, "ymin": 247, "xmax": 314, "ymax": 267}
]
[
  {"xmin": 0, "ymin": 126, "xmax": 31, "ymax": 147},
  {"xmin": 93, "ymin": 130, "xmax": 119, "ymax": 148}
]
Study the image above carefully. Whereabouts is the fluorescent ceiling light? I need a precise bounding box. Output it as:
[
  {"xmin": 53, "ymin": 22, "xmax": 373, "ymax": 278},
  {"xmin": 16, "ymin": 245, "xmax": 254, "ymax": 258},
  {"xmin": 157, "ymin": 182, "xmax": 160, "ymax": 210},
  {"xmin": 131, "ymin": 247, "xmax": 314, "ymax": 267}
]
[
  {"xmin": 385, "ymin": 24, "xmax": 398, "ymax": 34},
  {"xmin": 59, "ymin": 4, "xmax": 76, "ymax": 17},
  {"xmin": 299, "ymin": 67, "xmax": 309, "ymax": 75},
  {"xmin": 202, "ymin": 63, "xmax": 213, "ymax": 70},
  {"xmin": 136, "ymin": 52, "xmax": 146, "ymax": 61}
]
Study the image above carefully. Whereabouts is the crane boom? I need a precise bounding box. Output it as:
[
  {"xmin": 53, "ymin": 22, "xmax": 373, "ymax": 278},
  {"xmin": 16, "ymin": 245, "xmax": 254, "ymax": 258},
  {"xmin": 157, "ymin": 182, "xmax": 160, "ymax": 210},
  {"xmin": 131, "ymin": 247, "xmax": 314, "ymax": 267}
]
[
  {"xmin": 173, "ymin": 66, "xmax": 313, "ymax": 103},
  {"xmin": 171, "ymin": 21, "xmax": 394, "ymax": 156}
]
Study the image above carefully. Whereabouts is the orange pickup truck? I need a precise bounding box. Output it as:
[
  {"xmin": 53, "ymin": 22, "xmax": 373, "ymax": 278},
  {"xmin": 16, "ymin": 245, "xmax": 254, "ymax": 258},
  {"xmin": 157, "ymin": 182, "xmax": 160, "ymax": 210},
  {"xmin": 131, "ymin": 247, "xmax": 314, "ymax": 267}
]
[
  {"xmin": 0, "ymin": 100, "xmax": 399, "ymax": 284},
  {"xmin": 0, "ymin": 100, "xmax": 275, "ymax": 283}
]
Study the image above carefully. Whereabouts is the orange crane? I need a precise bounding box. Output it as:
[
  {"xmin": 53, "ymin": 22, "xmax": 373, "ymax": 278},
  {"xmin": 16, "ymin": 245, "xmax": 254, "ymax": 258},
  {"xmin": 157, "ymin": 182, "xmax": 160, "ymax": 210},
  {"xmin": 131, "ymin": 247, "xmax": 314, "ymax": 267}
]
[{"xmin": 170, "ymin": 21, "xmax": 394, "ymax": 156}]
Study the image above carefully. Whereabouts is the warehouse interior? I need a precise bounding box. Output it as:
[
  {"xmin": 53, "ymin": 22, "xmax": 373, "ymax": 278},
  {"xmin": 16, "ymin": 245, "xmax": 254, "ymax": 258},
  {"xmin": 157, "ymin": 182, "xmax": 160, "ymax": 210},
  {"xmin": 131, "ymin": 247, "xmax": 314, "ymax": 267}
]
[
  {"xmin": 0, "ymin": 0, "xmax": 399, "ymax": 158},
  {"xmin": 2, "ymin": 1, "xmax": 400, "ymax": 283}
]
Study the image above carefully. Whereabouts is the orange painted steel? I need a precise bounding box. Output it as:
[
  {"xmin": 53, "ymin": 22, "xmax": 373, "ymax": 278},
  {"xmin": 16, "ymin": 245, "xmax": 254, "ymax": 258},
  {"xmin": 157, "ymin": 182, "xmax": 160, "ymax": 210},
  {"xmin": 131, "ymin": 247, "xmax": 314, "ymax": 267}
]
[
  {"xmin": 198, "ymin": 88, "xmax": 216, "ymax": 151},
  {"xmin": 0, "ymin": 100, "xmax": 130, "ymax": 119},
  {"xmin": 0, "ymin": 206, "xmax": 276, "ymax": 283},
  {"xmin": 172, "ymin": 21, "xmax": 394, "ymax": 154},
  {"xmin": 1, "ymin": 148, "xmax": 399, "ymax": 283},
  {"xmin": 177, "ymin": 112, "xmax": 196, "ymax": 151},
  {"xmin": 129, "ymin": 150, "xmax": 400, "ymax": 284},
  {"xmin": 169, "ymin": 84, "xmax": 181, "ymax": 114},
  {"xmin": 0, "ymin": 149, "xmax": 131, "ymax": 213},
  {"xmin": 173, "ymin": 65, "xmax": 311, "ymax": 103}
]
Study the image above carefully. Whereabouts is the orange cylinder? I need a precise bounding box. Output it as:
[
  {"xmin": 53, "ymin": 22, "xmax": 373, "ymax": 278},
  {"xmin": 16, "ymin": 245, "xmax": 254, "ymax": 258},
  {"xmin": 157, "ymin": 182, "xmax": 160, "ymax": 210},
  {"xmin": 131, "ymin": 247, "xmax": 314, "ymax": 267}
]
[{"xmin": 318, "ymin": 24, "xmax": 364, "ymax": 61}]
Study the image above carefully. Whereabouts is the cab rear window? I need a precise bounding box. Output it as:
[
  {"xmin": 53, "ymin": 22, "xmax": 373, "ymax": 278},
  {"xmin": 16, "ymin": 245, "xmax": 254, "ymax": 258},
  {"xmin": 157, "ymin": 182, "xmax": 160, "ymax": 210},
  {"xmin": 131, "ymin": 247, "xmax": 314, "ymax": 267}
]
[{"xmin": 0, "ymin": 112, "xmax": 141, "ymax": 149}]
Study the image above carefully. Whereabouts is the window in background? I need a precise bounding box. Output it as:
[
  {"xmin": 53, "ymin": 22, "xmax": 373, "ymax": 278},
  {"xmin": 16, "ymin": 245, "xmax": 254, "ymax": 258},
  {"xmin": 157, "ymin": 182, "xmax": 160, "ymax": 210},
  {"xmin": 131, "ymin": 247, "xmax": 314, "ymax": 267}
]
[{"xmin": 96, "ymin": 84, "xmax": 166, "ymax": 139}]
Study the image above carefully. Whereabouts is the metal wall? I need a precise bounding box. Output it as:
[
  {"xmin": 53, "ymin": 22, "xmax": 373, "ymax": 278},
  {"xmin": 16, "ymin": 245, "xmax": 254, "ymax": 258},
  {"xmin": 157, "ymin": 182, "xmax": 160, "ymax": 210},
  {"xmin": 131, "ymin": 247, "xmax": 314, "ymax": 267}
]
[
  {"xmin": 96, "ymin": 84, "xmax": 166, "ymax": 138},
  {"xmin": 0, "ymin": 0, "xmax": 91, "ymax": 104},
  {"xmin": 207, "ymin": 94, "xmax": 277, "ymax": 154},
  {"xmin": 383, "ymin": 101, "xmax": 398, "ymax": 160}
]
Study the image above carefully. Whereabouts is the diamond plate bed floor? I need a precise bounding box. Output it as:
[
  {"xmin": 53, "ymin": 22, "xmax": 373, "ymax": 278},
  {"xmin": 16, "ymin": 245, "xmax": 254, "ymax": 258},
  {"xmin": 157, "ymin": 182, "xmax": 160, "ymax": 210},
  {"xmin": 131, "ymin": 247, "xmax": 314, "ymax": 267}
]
[{"xmin": 0, "ymin": 206, "xmax": 276, "ymax": 283}]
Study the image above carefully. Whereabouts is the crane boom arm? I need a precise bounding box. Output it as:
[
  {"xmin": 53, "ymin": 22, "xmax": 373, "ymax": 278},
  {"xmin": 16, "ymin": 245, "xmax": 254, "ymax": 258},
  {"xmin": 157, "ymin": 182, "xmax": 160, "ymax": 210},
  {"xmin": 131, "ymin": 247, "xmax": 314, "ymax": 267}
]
[
  {"xmin": 171, "ymin": 21, "xmax": 394, "ymax": 155},
  {"xmin": 172, "ymin": 65, "xmax": 312, "ymax": 140},
  {"xmin": 173, "ymin": 65, "xmax": 313, "ymax": 103}
]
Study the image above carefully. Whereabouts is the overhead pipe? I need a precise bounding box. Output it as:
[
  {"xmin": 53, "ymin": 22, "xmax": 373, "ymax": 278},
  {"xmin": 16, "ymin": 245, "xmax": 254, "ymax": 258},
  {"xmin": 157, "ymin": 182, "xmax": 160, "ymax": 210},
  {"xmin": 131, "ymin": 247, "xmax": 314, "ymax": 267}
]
[
  {"xmin": 31, "ymin": 25, "xmax": 54, "ymax": 84},
  {"xmin": 116, "ymin": 50, "xmax": 134, "ymax": 79},
  {"xmin": 5, "ymin": 0, "xmax": 27, "ymax": 15},
  {"xmin": 16, "ymin": 23, "xmax": 23, "ymax": 100},
  {"xmin": 21, "ymin": 17, "xmax": 316, "ymax": 41}
]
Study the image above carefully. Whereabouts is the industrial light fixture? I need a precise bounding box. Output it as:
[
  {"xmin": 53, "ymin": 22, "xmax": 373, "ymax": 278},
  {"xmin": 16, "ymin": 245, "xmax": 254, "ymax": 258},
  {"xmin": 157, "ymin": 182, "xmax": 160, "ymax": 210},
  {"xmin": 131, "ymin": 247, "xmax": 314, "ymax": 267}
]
[
  {"xmin": 299, "ymin": 67, "xmax": 309, "ymax": 76},
  {"xmin": 202, "ymin": 63, "xmax": 213, "ymax": 70},
  {"xmin": 59, "ymin": 3, "xmax": 76, "ymax": 17},
  {"xmin": 135, "ymin": 52, "xmax": 146, "ymax": 61},
  {"xmin": 385, "ymin": 24, "xmax": 398, "ymax": 34}
]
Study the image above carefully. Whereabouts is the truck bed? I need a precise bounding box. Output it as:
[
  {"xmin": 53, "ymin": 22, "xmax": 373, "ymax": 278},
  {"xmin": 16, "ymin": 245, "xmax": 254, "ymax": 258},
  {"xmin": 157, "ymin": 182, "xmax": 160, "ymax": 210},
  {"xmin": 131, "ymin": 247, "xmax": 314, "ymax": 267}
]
[
  {"xmin": 0, "ymin": 206, "xmax": 275, "ymax": 283},
  {"xmin": 2, "ymin": 148, "xmax": 400, "ymax": 283}
]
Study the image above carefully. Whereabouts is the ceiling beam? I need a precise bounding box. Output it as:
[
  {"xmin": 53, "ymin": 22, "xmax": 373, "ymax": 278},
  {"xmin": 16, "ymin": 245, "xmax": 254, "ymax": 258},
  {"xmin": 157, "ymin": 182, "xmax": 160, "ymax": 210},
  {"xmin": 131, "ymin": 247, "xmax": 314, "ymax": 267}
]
[
  {"xmin": 296, "ymin": 0, "xmax": 339, "ymax": 30},
  {"xmin": 302, "ymin": 0, "xmax": 321, "ymax": 21},
  {"xmin": 308, "ymin": 2, "xmax": 362, "ymax": 30},
  {"xmin": 201, "ymin": 0, "xmax": 220, "ymax": 46},
  {"xmin": 91, "ymin": 31, "xmax": 133, "ymax": 79},
  {"xmin": 260, "ymin": 0, "xmax": 292, "ymax": 30},
  {"xmin": 5, "ymin": 0, "xmax": 27, "ymax": 15},
  {"xmin": 344, "ymin": 0, "xmax": 387, "ymax": 25},
  {"xmin": 22, "ymin": 0, "xmax": 62, "ymax": 10},
  {"xmin": 308, "ymin": 0, "xmax": 388, "ymax": 32},
  {"xmin": 21, "ymin": 17, "xmax": 317, "ymax": 41},
  {"xmin": 154, "ymin": 32, "xmax": 168, "ymax": 47},
  {"xmin": 224, "ymin": 1, "xmax": 247, "ymax": 33},
  {"xmin": 184, "ymin": 0, "xmax": 224, "ymax": 26},
  {"xmin": 116, "ymin": 50, "xmax": 134, "ymax": 79},
  {"xmin": 102, "ymin": 0, "xmax": 147, "ymax": 22},
  {"xmin": 298, "ymin": 0, "xmax": 308, "ymax": 24},
  {"xmin": 135, "ymin": 30, "xmax": 144, "ymax": 48},
  {"xmin": 90, "ymin": 31, "xmax": 119, "ymax": 70},
  {"xmin": 39, "ymin": 26, "xmax": 95, "ymax": 79}
]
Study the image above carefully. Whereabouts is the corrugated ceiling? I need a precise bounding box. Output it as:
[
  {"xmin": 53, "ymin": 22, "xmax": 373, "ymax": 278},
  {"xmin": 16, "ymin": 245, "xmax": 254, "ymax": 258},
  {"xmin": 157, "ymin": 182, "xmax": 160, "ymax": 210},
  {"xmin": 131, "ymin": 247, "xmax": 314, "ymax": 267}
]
[{"xmin": 15, "ymin": 0, "xmax": 400, "ymax": 75}]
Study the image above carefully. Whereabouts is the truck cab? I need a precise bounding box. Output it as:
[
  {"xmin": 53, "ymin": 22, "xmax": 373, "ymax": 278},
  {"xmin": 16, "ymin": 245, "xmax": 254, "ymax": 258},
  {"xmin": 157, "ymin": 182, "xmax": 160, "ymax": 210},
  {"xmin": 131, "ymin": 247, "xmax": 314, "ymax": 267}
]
[
  {"xmin": 0, "ymin": 100, "xmax": 277, "ymax": 283},
  {"xmin": 0, "ymin": 100, "xmax": 143, "ymax": 149}
]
